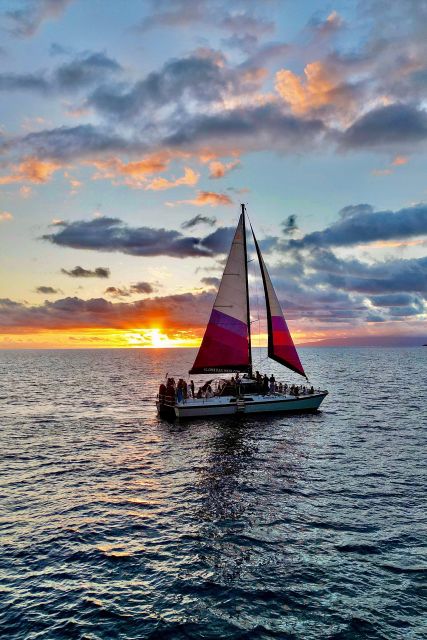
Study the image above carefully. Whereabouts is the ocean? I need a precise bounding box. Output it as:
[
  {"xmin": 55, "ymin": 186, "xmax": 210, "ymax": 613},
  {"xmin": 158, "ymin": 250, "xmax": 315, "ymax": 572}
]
[{"xmin": 1, "ymin": 347, "xmax": 426, "ymax": 639}]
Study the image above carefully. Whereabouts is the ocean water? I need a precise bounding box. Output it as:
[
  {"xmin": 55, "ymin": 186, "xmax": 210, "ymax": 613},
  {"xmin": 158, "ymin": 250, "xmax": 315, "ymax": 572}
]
[{"xmin": 1, "ymin": 347, "xmax": 426, "ymax": 640}]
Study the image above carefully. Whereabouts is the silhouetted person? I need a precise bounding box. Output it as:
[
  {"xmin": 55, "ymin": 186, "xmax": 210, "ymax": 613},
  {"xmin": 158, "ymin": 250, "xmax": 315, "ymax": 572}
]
[
  {"xmin": 262, "ymin": 374, "xmax": 269, "ymax": 394},
  {"xmin": 190, "ymin": 380, "xmax": 195, "ymax": 398},
  {"xmin": 158, "ymin": 383, "xmax": 166, "ymax": 403}
]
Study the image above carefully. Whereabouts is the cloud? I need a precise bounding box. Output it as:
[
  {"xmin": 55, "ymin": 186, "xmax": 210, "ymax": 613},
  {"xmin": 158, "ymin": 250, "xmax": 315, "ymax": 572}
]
[
  {"xmin": 208, "ymin": 159, "xmax": 239, "ymax": 179},
  {"xmin": 163, "ymin": 104, "xmax": 328, "ymax": 156},
  {"xmin": 275, "ymin": 60, "xmax": 358, "ymax": 120},
  {"xmin": 61, "ymin": 266, "xmax": 110, "ymax": 278},
  {"xmin": 306, "ymin": 249, "xmax": 427, "ymax": 296},
  {"xmin": 105, "ymin": 282, "xmax": 154, "ymax": 298},
  {"xmin": 0, "ymin": 51, "xmax": 121, "ymax": 95},
  {"xmin": 4, "ymin": 0, "xmax": 74, "ymax": 37},
  {"xmin": 146, "ymin": 167, "xmax": 199, "ymax": 191},
  {"xmin": 90, "ymin": 154, "xmax": 171, "ymax": 187},
  {"xmin": 341, "ymin": 104, "xmax": 427, "ymax": 149},
  {"xmin": 201, "ymin": 276, "xmax": 220, "ymax": 288},
  {"xmin": 17, "ymin": 124, "xmax": 147, "ymax": 162},
  {"xmin": 87, "ymin": 49, "xmax": 264, "ymax": 121},
  {"xmin": 54, "ymin": 52, "xmax": 122, "ymax": 90},
  {"xmin": 45, "ymin": 217, "xmax": 210, "ymax": 258},
  {"xmin": 0, "ymin": 211, "xmax": 13, "ymax": 222},
  {"xmin": 0, "ymin": 291, "xmax": 214, "ymax": 332},
  {"xmin": 0, "ymin": 73, "xmax": 49, "ymax": 92},
  {"xmin": 43, "ymin": 216, "xmax": 237, "ymax": 258},
  {"xmin": 179, "ymin": 191, "xmax": 233, "ymax": 206},
  {"xmin": 35, "ymin": 286, "xmax": 59, "ymax": 294},
  {"xmin": 0, "ymin": 157, "xmax": 62, "ymax": 184},
  {"xmin": 392, "ymin": 155, "xmax": 409, "ymax": 166},
  {"xmin": 181, "ymin": 214, "xmax": 217, "ymax": 229},
  {"xmin": 291, "ymin": 203, "xmax": 427, "ymax": 248},
  {"xmin": 281, "ymin": 215, "xmax": 298, "ymax": 235}
]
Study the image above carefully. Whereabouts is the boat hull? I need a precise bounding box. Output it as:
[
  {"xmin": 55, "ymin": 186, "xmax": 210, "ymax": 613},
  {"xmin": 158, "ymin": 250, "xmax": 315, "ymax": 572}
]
[{"xmin": 157, "ymin": 392, "xmax": 328, "ymax": 420}]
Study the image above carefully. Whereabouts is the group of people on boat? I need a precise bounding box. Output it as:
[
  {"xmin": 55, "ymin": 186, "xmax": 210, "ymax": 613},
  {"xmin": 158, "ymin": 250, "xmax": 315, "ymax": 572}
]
[{"xmin": 158, "ymin": 372, "xmax": 316, "ymax": 405}]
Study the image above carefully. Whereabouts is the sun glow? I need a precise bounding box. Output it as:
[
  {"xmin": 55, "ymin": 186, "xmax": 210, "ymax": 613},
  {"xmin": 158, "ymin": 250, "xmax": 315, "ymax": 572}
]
[{"xmin": 124, "ymin": 328, "xmax": 201, "ymax": 348}]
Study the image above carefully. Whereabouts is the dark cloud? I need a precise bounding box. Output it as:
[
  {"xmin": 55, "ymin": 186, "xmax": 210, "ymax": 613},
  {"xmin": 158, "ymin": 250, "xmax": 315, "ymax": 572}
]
[
  {"xmin": 281, "ymin": 215, "xmax": 298, "ymax": 236},
  {"xmin": 19, "ymin": 124, "xmax": 146, "ymax": 161},
  {"xmin": 54, "ymin": 52, "xmax": 122, "ymax": 90},
  {"xmin": 43, "ymin": 216, "xmax": 238, "ymax": 258},
  {"xmin": 45, "ymin": 217, "xmax": 214, "ymax": 258},
  {"xmin": 291, "ymin": 203, "xmax": 427, "ymax": 248},
  {"xmin": 163, "ymin": 104, "xmax": 328, "ymax": 154},
  {"xmin": 0, "ymin": 51, "xmax": 121, "ymax": 95},
  {"xmin": 4, "ymin": 0, "xmax": 74, "ymax": 38},
  {"xmin": 201, "ymin": 276, "xmax": 220, "ymax": 288},
  {"xmin": 181, "ymin": 214, "xmax": 217, "ymax": 229},
  {"xmin": 306, "ymin": 249, "xmax": 427, "ymax": 296},
  {"xmin": 105, "ymin": 281, "xmax": 154, "ymax": 298},
  {"xmin": 0, "ymin": 72, "xmax": 49, "ymax": 92},
  {"xmin": 61, "ymin": 266, "xmax": 110, "ymax": 278},
  {"xmin": 341, "ymin": 104, "xmax": 427, "ymax": 149},
  {"xmin": 200, "ymin": 226, "xmax": 234, "ymax": 254},
  {"xmin": 0, "ymin": 291, "xmax": 213, "ymax": 331},
  {"xmin": 35, "ymin": 285, "xmax": 59, "ymax": 294},
  {"xmin": 135, "ymin": 0, "xmax": 271, "ymax": 38},
  {"xmin": 130, "ymin": 281, "xmax": 155, "ymax": 294},
  {"xmin": 87, "ymin": 50, "xmax": 264, "ymax": 121}
]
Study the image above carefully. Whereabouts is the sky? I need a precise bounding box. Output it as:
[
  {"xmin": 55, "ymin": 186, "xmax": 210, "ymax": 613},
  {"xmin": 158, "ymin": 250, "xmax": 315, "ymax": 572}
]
[{"xmin": 0, "ymin": 0, "xmax": 426, "ymax": 349}]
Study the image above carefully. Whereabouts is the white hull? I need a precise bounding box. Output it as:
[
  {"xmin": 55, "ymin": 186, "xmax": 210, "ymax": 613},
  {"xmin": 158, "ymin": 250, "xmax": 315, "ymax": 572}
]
[{"xmin": 157, "ymin": 392, "xmax": 327, "ymax": 420}]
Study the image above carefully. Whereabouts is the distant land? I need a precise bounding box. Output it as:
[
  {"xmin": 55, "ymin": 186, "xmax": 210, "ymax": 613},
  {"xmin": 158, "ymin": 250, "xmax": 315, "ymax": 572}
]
[{"xmin": 299, "ymin": 336, "xmax": 427, "ymax": 347}]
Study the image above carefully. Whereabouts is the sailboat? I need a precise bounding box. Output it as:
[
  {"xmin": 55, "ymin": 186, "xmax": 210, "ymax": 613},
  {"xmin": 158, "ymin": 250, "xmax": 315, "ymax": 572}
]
[{"xmin": 157, "ymin": 205, "xmax": 328, "ymax": 419}]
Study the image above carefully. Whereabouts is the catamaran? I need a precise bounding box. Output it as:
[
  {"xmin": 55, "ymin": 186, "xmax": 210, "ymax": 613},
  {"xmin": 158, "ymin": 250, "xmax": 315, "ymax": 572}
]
[{"xmin": 157, "ymin": 205, "xmax": 328, "ymax": 419}]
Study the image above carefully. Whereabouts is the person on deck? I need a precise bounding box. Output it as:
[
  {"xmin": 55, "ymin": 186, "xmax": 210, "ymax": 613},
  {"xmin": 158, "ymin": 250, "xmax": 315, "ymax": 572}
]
[
  {"xmin": 262, "ymin": 375, "xmax": 269, "ymax": 395},
  {"xmin": 176, "ymin": 379, "xmax": 183, "ymax": 403},
  {"xmin": 183, "ymin": 380, "xmax": 188, "ymax": 399},
  {"xmin": 269, "ymin": 374, "xmax": 276, "ymax": 394},
  {"xmin": 190, "ymin": 380, "xmax": 195, "ymax": 398},
  {"xmin": 158, "ymin": 383, "xmax": 166, "ymax": 403}
]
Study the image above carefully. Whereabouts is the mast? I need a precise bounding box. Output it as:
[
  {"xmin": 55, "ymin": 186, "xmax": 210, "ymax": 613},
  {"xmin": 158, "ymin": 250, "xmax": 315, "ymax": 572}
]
[{"xmin": 241, "ymin": 204, "xmax": 252, "ymax": 376}]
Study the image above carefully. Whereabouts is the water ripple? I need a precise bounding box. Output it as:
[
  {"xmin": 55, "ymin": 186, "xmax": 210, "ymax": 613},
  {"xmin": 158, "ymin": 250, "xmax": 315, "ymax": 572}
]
[{"xmin": 0, "ymin": 347, "xmax": 426, "ymax": 639}]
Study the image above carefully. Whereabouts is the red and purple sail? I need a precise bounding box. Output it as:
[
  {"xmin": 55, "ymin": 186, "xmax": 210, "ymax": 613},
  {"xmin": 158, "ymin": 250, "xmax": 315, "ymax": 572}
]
[{"xmin": 251, "ymin": 226, "xmax": 306, "ymax": 378}]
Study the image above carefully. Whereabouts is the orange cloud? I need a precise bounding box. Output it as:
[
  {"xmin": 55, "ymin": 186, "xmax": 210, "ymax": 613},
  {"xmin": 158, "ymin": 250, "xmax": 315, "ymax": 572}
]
[
  {"xmin": 146, "ymin": 167, "xmax": 199, "ymax": 191},
  {"xmin": 208, "ymin": 159, "xmax": 240, "ymax": 179},
  {"xmin": 0, "ymin": 157, "xmax": 62, "ymax": 185},
  {"xmin": 91, "ymin": 154, "xmax": 170, "ymax": 184},
  {"xmin": 275, "ymin": 60, "xmax": 350, "ymax": 117},
  {"xmin": 176, "ymin": 191, "xmax": 233, "ymax": 206},
  {"xmin": 0, "ymin": 211, "xmax": 13, "ymax": 222},
  {"xmin": 392, "ymin": 155, "xmax": 409, "ymax": 166},
  {"xmin": 90, "ymin": 154, "xmax": 198, "ymax": 190}
]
